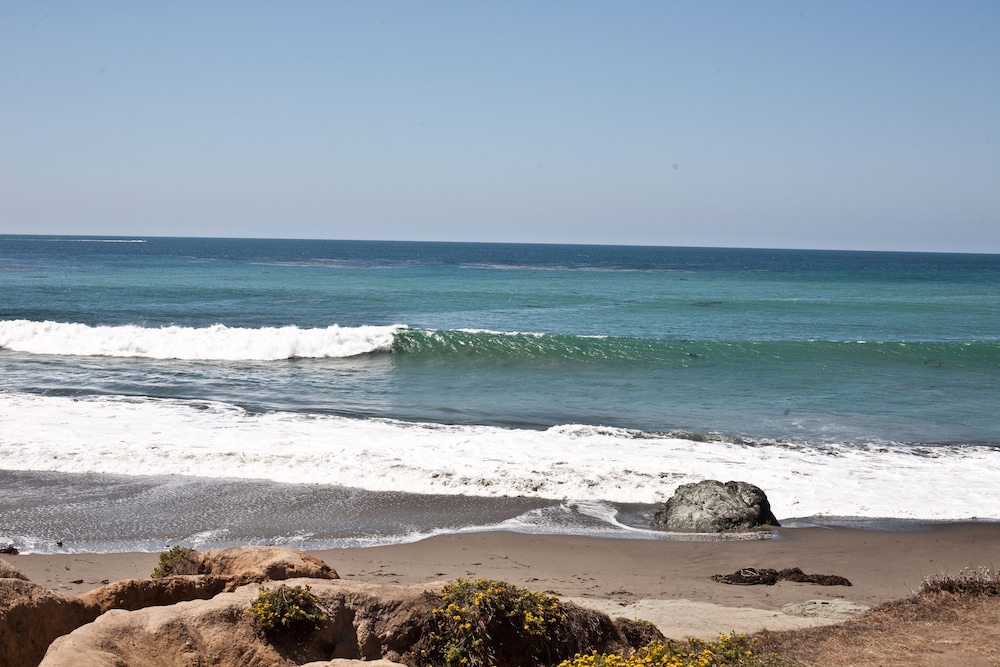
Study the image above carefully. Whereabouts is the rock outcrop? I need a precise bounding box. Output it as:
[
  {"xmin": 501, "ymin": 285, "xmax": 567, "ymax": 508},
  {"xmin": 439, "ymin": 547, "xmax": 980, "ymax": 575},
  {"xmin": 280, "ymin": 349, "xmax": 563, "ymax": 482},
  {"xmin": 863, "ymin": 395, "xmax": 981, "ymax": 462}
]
[
  {"xmin": 169, "ymin": 545, "xmax": 340, "ymax": 590},
  {"xmin": 1, "ymin": 574, "xmax": 93, "ymax": 667},
  {"xmin": 79, "ymin": 574, "xmax": 230, "ymax": 614},
  {"xmin": 651, "ymin": 480, "xmax": 780, "ymax": 532},
  {"xmin": 5, "ymin": 548, "xmax": 656, "ymax": 667},
  {"xmin": 0, "ymin": 548, "xmax": 339, "ymax": 667},
  {"xmin": 40, "ymin": 579, "xmax": 659, "ymax": 667}
]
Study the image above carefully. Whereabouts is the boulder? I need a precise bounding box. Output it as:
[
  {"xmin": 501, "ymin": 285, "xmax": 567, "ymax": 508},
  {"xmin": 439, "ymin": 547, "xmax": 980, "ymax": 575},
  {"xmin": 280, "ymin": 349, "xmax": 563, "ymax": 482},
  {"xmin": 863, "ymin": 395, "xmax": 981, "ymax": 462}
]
[
  {"xmin": 651, "ymin": 480, "xmax": 780, "ymax": 532},
  {"xmin": 40, "ymin": 579, "xmax": 659, "ymax": 667}
]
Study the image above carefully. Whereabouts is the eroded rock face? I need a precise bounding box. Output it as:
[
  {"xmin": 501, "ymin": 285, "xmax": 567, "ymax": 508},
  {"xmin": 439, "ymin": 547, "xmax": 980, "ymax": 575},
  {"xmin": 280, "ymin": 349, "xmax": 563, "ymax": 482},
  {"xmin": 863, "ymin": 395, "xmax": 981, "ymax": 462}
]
[
  {"xmin": 0, "ymin": 578, "xmax": 94, "ymax": 667},
  {"xmin": 40, "ymin": 579, "xmax": 660, "ymax": 667},
  {"xmin": 0, "ymin": 570, "xmax": 228, "ymax": 667},
  {"xmin": 172, "ymin": 546, "xmax": 340, "ymax": 590},
  {"xmin": 38, "ymin": 580, "xmax": 440, "ymax": 667},
  {"xmin": 651, "ymin": 480, "xmax": 780, "ymax": 532},
  {"xmin": 13, "ymin": 548, "xmax": 655, "ymax": 667},
  {"xmin": 0, "ymin": 548, "xmax": 339, "ymax": 667},
  {"xmin": 78, "ymin": 574, "xmax": 230, "ymax": 614}
]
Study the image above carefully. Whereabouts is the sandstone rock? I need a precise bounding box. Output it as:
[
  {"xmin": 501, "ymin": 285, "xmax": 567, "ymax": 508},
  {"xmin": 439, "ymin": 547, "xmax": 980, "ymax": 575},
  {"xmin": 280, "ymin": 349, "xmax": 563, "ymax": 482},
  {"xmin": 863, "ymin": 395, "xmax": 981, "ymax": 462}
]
[
  {"xmin": 1, "ymin": 574, "xmax": 233, "ymax": 667},
  {"xmin": 39, "ymin": 580, "xmax": 442, "ymax": 667},
  {"xmin": 1, "ymin": 549, "xmax": 338, "ymax": 667},
  {"xmin": 0, "ymin": 578, "xmax": 93, "ymax": 667},
  {"xmin": 78, "ymin": 574, "xmax": 230, "ymax": 614},
  {"xmin": 40, "ymin": 579, "xmax": 658, "ymax": 667},
  {"xmin": 651, "ymin": 480, "xmax": 780, "ymax": 532},
  {"xmin": 171, "ymin": 546, "xmax": 339, "ymax": 590}
]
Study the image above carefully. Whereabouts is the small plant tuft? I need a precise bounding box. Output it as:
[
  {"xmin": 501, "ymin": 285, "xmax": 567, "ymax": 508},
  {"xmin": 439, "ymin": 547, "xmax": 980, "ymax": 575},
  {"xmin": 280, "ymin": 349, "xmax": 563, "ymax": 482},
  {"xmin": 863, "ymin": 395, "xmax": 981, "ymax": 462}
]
[
  {"xmin": 557, "ymin": 634, "xmax": 790, "ymax": 667},
  {"xmin": 150, "ymin": 546, "xmax": 194, "ymax": 578},
  {"xmin": 246, "ymin": 584, "xmax": 327, "ymax": 637}
]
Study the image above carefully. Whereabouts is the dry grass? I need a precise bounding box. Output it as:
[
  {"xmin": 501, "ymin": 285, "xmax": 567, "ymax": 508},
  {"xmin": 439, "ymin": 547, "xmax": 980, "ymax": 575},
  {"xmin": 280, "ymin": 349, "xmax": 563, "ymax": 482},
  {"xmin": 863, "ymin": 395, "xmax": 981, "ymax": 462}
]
[{"xmin": 752, "ymin": 568, "xmax": 1000, "ymax": 666}]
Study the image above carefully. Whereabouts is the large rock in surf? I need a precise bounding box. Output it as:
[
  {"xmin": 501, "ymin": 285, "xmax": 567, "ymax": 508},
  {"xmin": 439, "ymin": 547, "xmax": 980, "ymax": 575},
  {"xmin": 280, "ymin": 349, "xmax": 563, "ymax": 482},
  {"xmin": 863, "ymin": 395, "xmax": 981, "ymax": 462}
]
[{"xmin": 651, "ymin": 480, "xmax": 780, "ymax": 532}]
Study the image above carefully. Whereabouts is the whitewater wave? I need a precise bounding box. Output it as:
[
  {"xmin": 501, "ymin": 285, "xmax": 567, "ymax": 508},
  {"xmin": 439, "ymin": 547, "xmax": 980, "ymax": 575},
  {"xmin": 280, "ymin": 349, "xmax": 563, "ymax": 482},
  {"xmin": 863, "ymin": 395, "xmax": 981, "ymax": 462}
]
[
  {"xmin": 1, "ymin": 392, "xmax": 998, "ymax": 519},
  {"xmin": 0, "ymin": 320, "xmax": 403, "ymax": 360}
]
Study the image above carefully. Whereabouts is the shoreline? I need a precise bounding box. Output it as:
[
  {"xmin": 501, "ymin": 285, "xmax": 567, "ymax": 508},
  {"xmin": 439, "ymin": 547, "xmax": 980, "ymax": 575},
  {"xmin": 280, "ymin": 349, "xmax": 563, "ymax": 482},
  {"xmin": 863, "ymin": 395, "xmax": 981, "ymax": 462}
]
[{"xmin": 8, "ymin": 523, "xmax": 1000, "ymax": 639}]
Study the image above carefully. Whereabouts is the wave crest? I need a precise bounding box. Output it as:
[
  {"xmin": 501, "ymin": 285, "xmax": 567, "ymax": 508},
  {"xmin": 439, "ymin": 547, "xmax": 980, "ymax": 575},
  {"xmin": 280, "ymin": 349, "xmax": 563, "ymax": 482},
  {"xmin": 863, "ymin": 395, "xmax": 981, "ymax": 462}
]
[{"xmin": 0, "ymin": 320, "xmax": 403, "ymax": 360}]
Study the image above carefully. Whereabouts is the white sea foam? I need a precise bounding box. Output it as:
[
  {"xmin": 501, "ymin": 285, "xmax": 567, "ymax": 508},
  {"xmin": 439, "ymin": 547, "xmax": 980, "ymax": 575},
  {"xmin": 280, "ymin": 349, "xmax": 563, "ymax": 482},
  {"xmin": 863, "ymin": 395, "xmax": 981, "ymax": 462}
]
[
  {"xmin": 1, "ymin": 392, "xmax": 997, "ymax": 520},
  {"xmin": 0, "ymin": 320, "xmax": 403, "ymax": 360}
]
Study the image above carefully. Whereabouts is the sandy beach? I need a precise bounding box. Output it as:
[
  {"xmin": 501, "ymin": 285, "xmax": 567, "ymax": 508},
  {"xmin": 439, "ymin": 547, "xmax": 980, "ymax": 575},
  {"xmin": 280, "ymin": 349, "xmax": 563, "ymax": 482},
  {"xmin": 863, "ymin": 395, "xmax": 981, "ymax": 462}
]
[{"xmin": 9, "ymin": 522, "xmax": 1000, "ymax": 640}]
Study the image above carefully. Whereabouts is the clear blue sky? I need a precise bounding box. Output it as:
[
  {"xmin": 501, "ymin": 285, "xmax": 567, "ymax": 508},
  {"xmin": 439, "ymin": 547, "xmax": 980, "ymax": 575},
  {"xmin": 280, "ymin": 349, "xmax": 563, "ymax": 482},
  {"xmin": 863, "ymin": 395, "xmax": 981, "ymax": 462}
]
[{"xmin": 2, "ymin": 2, "xmax": 998, "ymax": 252}]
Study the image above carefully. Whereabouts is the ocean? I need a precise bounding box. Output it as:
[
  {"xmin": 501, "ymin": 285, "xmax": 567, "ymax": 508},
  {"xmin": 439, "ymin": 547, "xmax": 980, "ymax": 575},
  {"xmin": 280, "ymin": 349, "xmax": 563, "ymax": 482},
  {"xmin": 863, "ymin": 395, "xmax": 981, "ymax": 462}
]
[{"xmin": 2, "ymin": 235, "xmax": 999, "ymax": 553}]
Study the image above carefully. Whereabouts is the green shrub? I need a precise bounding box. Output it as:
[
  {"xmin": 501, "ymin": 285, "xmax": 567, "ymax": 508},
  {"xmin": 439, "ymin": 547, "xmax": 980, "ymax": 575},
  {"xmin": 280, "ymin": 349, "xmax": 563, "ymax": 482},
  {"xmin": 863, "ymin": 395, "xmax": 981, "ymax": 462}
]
[
  {"xmin": 246, "ymin": 584, "xmax": 327, "ymax": 637},
  {"xmin": 557, "ymin": 634, "xmax": 787, "ymax": 667},
  {"xmin": 411, "ymin": 578, "xmax": 565, "ymax": 667},
  {"xmin": 150, "ymin": 546, "xmax": 194, "ymax": 578}
]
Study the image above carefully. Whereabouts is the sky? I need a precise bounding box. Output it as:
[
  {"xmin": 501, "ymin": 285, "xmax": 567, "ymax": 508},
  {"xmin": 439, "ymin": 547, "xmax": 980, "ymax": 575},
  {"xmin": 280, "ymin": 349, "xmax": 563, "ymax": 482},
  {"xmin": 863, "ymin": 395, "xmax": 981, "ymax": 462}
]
[{"xmin": 2, "ymin": 2, "xmax": 998, "ymax": 252}]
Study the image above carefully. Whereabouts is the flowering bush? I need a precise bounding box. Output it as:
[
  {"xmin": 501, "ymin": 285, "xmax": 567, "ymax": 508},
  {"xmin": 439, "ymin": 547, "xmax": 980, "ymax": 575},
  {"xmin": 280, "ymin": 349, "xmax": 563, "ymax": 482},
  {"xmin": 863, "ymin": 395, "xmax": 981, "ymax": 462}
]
[
  {"xmin": 411, "ymin": 578, "xmax": 565, "ymax": 667},
  {"xmin": 557, "ymin": 634, "xmax": 786, "ymax": 667},
  {"xmin": 245, "ymin": 584, "xmax": 327, "ymax": 637}
]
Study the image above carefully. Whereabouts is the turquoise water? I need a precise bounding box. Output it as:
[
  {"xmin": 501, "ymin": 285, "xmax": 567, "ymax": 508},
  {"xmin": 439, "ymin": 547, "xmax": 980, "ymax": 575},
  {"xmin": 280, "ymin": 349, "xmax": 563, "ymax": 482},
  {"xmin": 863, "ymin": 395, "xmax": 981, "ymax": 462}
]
[
  {"xmin": 2, "ymin": 236, "xmax": 999, "ymax": 550},
  {"xmin": 3, "ymin": 236, "xmax": 997, "ymax": 444}
]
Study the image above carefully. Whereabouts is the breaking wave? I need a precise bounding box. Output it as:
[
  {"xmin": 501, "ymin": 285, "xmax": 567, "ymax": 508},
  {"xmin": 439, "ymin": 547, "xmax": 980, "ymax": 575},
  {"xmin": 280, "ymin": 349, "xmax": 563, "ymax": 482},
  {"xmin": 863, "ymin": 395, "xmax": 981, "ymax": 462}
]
[
  {"xmin": 0, "ymin": 319, "xmax": 402, "ymax": 360},
  {"xmin": 2, "ymin": 319, "xmax": 996, "ymax": 367}
]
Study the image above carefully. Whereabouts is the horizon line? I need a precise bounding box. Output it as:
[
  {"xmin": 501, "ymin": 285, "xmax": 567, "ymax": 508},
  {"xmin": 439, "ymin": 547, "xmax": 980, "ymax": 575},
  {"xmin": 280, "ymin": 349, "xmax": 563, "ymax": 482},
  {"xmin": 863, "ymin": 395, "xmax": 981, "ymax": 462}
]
[{"xmin": 1, "ymin": 233, "xmax": 997, "ymax": 257}]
